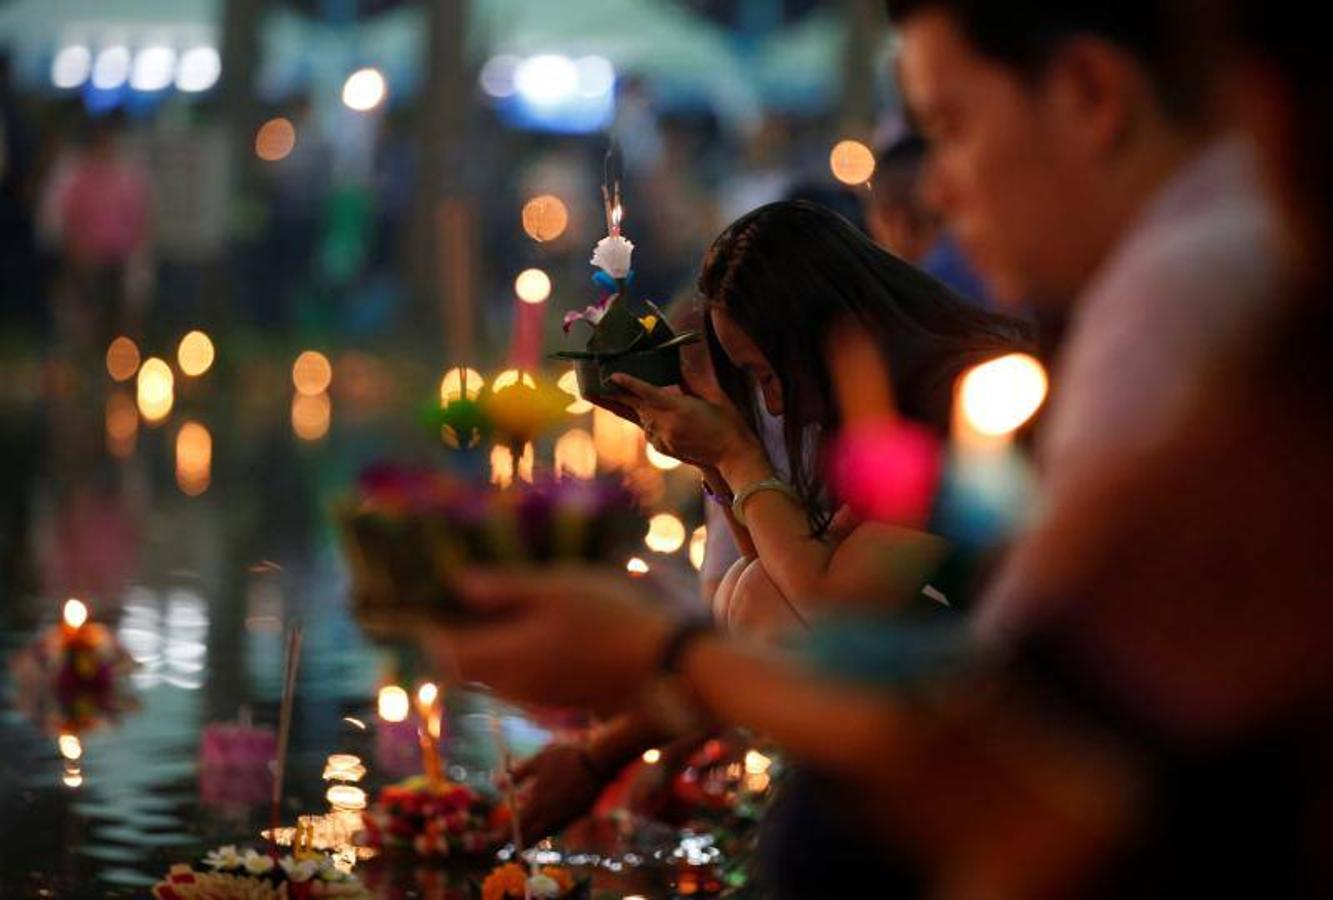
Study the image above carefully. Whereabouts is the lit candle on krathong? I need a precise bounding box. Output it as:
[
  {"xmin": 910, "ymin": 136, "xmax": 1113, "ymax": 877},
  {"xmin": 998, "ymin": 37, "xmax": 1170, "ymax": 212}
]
[
  {"xmin": 415, "ymin": 682, "xmax": 444, "ymax": 790},
  {"xmin": 946, "ymin": 353, "xmax": 1048, "ymax": 543}
]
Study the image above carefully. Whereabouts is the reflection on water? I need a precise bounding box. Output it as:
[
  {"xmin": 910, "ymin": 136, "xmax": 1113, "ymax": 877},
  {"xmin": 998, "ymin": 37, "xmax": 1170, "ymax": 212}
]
[{"xmin": 0, "ymin": 357, "xmax": 688, "ymax": 898}]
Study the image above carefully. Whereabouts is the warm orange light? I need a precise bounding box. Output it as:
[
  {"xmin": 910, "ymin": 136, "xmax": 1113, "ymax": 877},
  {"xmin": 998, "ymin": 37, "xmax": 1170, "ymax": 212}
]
[
  {"xmin": 293, "ymin": 351, "xmax": 333, "ymax": 396},
  {"xmin": 626, "ymin": 557, "xmax": 649, "ymax": 577},
  {"xmin": 521, "ymin": 194, "xmax": 569, "ymax": 242},
  {"xmin": 416, "ymin": 682, "xmax": 439, "ymax": 708},
  {"xmin": 958, "ymin": 353, "xmax": 1048, "ymax": 439},
  {"xmin": 645, "ymin": 513, "xmax": 686, "ymax": 554},
  {"xmin": 514, "ymin": 268, "xmax": 552, "ymax": 304},
  {"xmin": 557, "ymin": 369, "xmax": 593, "ymax": 415},
  {"xmin": 744, "ymin": 750, "xmax": 772, "ymax": 775},
  {"xmin": 177, "ymin": 330, "xmax": 215, "ymax": 377},
  {"xmin": 439, "ymin": 367, "xmax": 485, "ymax": 404},
  {"xmin": 492, "ymin": 369, "xmax": 537, "ymax": 392},
  {"xmin": 830, "ymin": 139, "xmax": 876, "ymax": 185},
  {"xmin": 292, "ymin": 392, "xmax": 331, "ymax": 441},
  {"xmin": 62, "ymin": 768, "xmax": 83, "ymax": 788},
  {"xmin": 554, "ymin": 429, "xmax": 597, "ymax": 480},
  {"xmin": 322, "ymin": 754, "xmax": 366, "ymax": 782},
  {"xmin": 489, "ymin": 443, "xmax": 534, "ymax": 488},
  {"xmin": 377, "ymin": 685, "xmax": 410, "ymax": 723},
  {"xmin": 106, "ymin": 392, "xmax": 137, "ymax": 458},
  {"xmin": 593, "ymin": 406, "xmax": 642, "ymax": 471},
  {"xmin": 641, "ymin": 748, "xmax": 661, "ymax": 765},
  {"xmin": 58, "ymin": 732, "xmax": 83, "ymax": 761},
  {"xmin": 255, "ymin": 117, "xmax": 297, "ymax": 162},
  {"xmin": 326, "ymin": 784, "xmax": 367, "ymax": 811},
  {"xmin": 645, "ymin": 443, "xmax": 681, "ymax": 471},
  {"xmin": 63, "ymin": 598, "xmax": 89, "ymax": 629},
  {"xmin": 136, "ymin": 357, "xmax": 174, "ymax": 424},
  {"xmin": 175, "ymin": 421, "xmax": 212, "ymax": 496},
  {"xmin": 689, "ymin": 525, "xmax": 707, "ymax": 571},
  {"xmin": 105, "ymin": 336, "xmax": 140, "ymax": 382}
]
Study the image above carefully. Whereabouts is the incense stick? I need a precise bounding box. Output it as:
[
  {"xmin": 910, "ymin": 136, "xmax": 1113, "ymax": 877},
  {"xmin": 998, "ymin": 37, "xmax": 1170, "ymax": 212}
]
[{"xmin": 269, "ymin": 622, "xmax": 304, "ymax": 854}]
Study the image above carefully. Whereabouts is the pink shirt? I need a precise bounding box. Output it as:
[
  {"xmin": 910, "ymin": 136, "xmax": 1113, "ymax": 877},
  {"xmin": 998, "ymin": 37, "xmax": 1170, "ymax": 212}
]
[{"xmin": 977, "ymin": 137, "xmax": 1279, "ymax": 642}]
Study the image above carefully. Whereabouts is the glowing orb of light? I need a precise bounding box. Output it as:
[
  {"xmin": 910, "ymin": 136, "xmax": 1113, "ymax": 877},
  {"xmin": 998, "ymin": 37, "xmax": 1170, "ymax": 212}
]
[
  {"xmin": 63, "ymin": 598, "xmax": 89, "ymax": 629},
  {"xmin": 137, "ymin": 357, "xmax": 174, "ymax": 424},
  {"xmin": 626, "ymin": 557, "xmax": 649, "ymax": 577},
  {"xmin": 644, "ymin": 513, "xmax": 686, "ymax": 554},
  {"xmin": 342, "ymin": 67, "xmax": 387, "ymax": 112},
  {"xmin": 177, "ymin": 330, "xmax": 215, "ymax": 377},
  {"xmin": 440, "ymin": 367, "xmax": 485, "ymax": 404},
  {"xmin": 292, "ymin": 351, "xmax": 333, "ymax": 396},
  {"xmin": 255, "ymin": 118, "xmax": 297, "ymax": 162},
  {"xmin": 958, "ymin": 352, "xmax": 1049, "ymax": 437},
  {"xmin": 641, "ymin": 748, "xmax": 662, "ymax": 765},
  {"xmin": 377, "ymin": 685, "xmax": 410, "ymax": 723},
  {"xmin": 521, "ymin": 194, "xmax": 568, "ymax": 243},
  {"xmin": 59, "ymin": 733, "xmax": 83, "ymax": 761},
  {"xmin": 829, "ymin": 139, "xmax": 876, "ymax": 186},
  {"xmin": 106, "ymin": 336, "xmax": 140, "ymax": 382},
  {"xmin": 689, "ymin": 526, "xmax": 707, "ymax": 571},
  {"xmin": 557, "ymin": 369, "xmax": 593, "ymax": 415},
  {"xmin": 514, "ymin": 268, "xmax": 552, "ymax": 304}
]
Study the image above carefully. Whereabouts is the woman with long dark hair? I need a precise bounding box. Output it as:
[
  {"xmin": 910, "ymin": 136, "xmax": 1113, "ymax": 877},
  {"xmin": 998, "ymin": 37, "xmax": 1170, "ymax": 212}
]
[{"xmin": 615, "ymin": 199, "xmax": 1028, "ymax": 633}]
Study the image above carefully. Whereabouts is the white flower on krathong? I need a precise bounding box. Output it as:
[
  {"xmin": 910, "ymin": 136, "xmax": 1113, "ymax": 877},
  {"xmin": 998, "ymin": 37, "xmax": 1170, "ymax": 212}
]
[
  {"xmin": 590, "ymin": 235, "xmax": 634, "ymax": 279},
  {"xmin": 280, "ymin": 856, "xmax": 320, "ymax": 883},
  {"xmin": 528, "ymin": 874, "xmax": 563, "ymax": 898},
  {"xmin": 203, "ymin": 845, "xmax": 242, "ymax": 870},
  {"xmin": 241, "ymin": 849, "xmax": 275, "ymax": 875}
]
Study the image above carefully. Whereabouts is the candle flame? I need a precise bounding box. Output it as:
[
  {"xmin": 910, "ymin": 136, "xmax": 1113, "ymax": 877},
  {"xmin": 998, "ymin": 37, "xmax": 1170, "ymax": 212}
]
[
  {"xmin": 63, "ymin": 599, "xmax": 88, "ymax": 629},
  {"xmin": 416, "ymin": 682, "xmax": 439, "ymax": 708},
  {"xmin": 377, "ymin": 685, "xmax": 410, "ymax": 723},
  {"xmin": 58, "ymin": 733, "xmax": 83, "ymax": 761}
]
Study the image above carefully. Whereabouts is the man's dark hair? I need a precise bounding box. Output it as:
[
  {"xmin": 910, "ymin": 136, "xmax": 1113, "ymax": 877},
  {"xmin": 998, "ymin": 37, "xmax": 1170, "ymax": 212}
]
[{"xmin": 884, "ymin": 0, "xmax": 1205, "ymax": 121}]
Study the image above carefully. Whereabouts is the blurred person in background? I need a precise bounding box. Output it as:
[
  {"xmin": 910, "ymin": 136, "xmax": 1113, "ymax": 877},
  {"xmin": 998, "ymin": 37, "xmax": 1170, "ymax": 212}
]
[
  {"xmin": 867, "ymin": 133, "xmax": 994, "ymax": 306},
  {"xmin": 39, "ymin": 113, "xmax": 152, "ymax": 350}
]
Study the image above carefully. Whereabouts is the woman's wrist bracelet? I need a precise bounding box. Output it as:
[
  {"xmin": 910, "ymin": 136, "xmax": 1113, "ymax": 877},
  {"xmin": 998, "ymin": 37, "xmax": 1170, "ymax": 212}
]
[{"xmin": 731, "ymin": 478, "xmax": 801, "ymax": 528}]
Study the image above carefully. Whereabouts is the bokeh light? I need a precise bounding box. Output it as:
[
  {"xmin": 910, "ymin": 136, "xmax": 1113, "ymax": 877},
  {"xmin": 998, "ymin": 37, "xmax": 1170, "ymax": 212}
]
[
  {"xmin": 593, "ymin": 407, "xmax": 642, "ymax": 471},
  {"xmin": 106, "ymin": 392, "xmax": 138, "ymax": 458},
  {"xmin": 51, "ymin": 45, "xmax": 91, "ymax": 89},
  {"xmin": 176, "ymin": 46, "xmax": 221, "ymax": 93},
  {"xmin": 130, "ymin": 46, "xmax": 177, "ymax": 92},
  {"xmin": 62, "ymin": 768, "xmax": 83, "ymax": 789},
  {"xmin": 830, "ymin": 139, "xmax": 876, "ymax": 186},
  {"xmin": 292, "ymin": 392, "xmax": 331, "ymax": 442},
  {"xmin": 58, "ymin": 733, "xmax": 83, "ymax": 761},
  {"xmin": 323, "ymin": 754, "xmax": 366, "ymax": 782},
  {"xmin": 557, "ymin": 369, "xmax": 593, "ymax": 415},
  {"xmin": 479, "ymin": 55, "xmax": 521, "ymax": 98},
  {"xmin": 958, "ymin": 353, "xmax": 1049, "ymax": 437},
  {"xmin": 416, "ymin": 682, "xmax": 439, "ymax": 708},
  {"xmin": 521, "ymin": 194, "xmax": 569, "ymax": 243},
  {"xmin": 63, "ymin": 599, "xmax": 88, "ymax": 630},
  {"xmin": 641, "ymin": 748, "xmax": 662, "ymax": 765},
  {"xmin": 255, "ymin": 118, "xmax": 297, "ymax": 162},
  {"xmin": 554, "ymin": 429, "xmax": 597, "ymax": 480},
  {"xmin": 342, "ymin": 68, "xmax": 387, "ymax": 112},
  {"xmin": 326, "ymin": 785, "xmax": 367, "ymax": 811},
  {"xmin": 645, "ymin": 513, "xmax": 687, "ymax": 554},
  {"xmin": 490, "ymin": 443, "xmax": 534, "ymax": 488},
  {"xmin": 136, "ymin": 357, "xmax": 174, "ymax": 424},
  {"xmin": 646, "ymin": 443, "xmax": 682, "ymax": 471},
  {"xmin": 492, "ymin": 369, "xmax": 537, "ymax": 391},
  {"xmin": 689, "ymin": 526, "xmax": 707, "ymax": 571},
  {"xmin": 377, "ymin": 685, "xmax": 410, "ymax": 723},
  {"xmin": 175, "ymin": 421, "xmax": 212, "ymax": 496},
  {"xmin": 106, "ymin": 336, "xmax": 140, "ymax": 382},
  {"xmin": 292, "ymin": 351, "xmax": 333, "ymax": 396},
  {"xmin": 515, "ymin": 54, "xmax": 578, "ymax": 106},
  {"xmin": 91, "ymin": 45, "xmax": 131, "ymax": 90},
  {"xmin": 440, "ymin": 367, "xmax": 485, "ymax": 404},
  {"xmin": 626, "ymin": 557, "xmax": 649, "ymax": 577},
  {"xmin": 514, "ymin": 268, "xmax": 552, "ymax": 304},
  {"xmin": 177, "ymin": 330, "xmax": 215, "ymax": 377}
]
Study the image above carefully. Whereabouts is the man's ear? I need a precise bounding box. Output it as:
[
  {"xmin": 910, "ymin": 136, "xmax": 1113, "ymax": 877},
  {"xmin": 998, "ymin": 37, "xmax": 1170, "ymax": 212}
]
[{"xmin": 1041, "ymin": 37, "xmax": 1146, "ymax": 159}]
